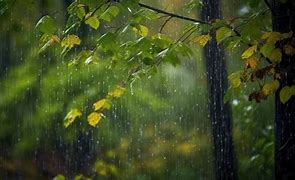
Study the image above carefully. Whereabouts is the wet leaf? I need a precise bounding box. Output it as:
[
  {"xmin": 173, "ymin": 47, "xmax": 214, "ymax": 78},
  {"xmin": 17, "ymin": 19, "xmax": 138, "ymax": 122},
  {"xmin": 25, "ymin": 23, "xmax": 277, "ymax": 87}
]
[
  {"xmin": 280, "ymin": 85, "xmax": 295, "ymax": 104},
  {"xmin": 241, "ymin": 45, "xmax": 257, "ymax": 59},
  {"xmin": 194, "ymin": 34, "xmax": 210, "ymax": 47},
  {"xmin": 36, "ymin": 15, "xmax": 56, "ymax": 35},
  {"xmin": 39, "ymin": 39, "xmax": 54, "ymax": 53},
  {"xmin": 132, "ymin": 25, "xmax": 149, "ymax": 37},
  {"xmin": 61, "ymin": 35, "xmax": 81, "ymax": 49},
  {"xmin": 85, "ymin": 15, "xmax": 100, "ymax": 29},
  {"xmin": 269, "ymin": 48, "xmax": 282, "ymax": 62},
  {"xmin": 93, "ymin": 99, "xmax": 111, "ymax": 111},
  {"xmin": 53, "ymin": 174, "xmax": 66, "ymax": 180},
  {"xmin": 246, "ymin": 57, "xmax": 258, "ymax": 69},
  {"xmin": 224, "ymin": 87, "xmax": 232, "ymax": 103},
  {"xmin": 100, "ymin": 5, "xmax": 120, "ymax": 22},
  {"xmin": 281, "ymin": 31, "xmax": 293, "ymax": 39},
  {"xmin": 260, "ymin": 43, "xmax": 275, "ymax": 58},
  {"xmin": 284, "ymin": 44, "xmax": 295, "ymax": 56},
  {"xmin": 262, "ymin": 80, "xmax": 280, "ymax": 96},
  {"xmin": 64, "ymin": 109, "xmax": 82, "ymax": 128},
  {"xmin": 261, "ymin": 32, "xmax": 272, "ymax": 40},
  {"xmin": 38, "ymin": 35, "xmax": 60, "ymax": 53},
  {"xmin": 228, "ymin": 72, "xmax": 242, "ymax": 88},
  {"xmin": 266, "ymin": 32, "xmax": 281, "ymax": 44},
  {"xmin": 88, "ymin": 112, "xmax": 103, "ymax": 127},
  {"xmin": 216, "ymin": 27, "xmax": 233, "ymax": 44},
  {"xmin": 108, "ymin": 86, "xmax": 126, "ymax": 98}
]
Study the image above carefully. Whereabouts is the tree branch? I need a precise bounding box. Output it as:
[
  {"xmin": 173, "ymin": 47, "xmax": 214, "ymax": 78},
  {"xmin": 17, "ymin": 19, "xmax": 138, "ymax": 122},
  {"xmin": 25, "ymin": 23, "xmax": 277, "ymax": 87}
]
[
  {"xmin": 138, "ymin": 3, "xmax": 208, "ymax": 24},
  {"xmin": 160, "ymin": 16, "xmax": 173, "ymax": 33}
]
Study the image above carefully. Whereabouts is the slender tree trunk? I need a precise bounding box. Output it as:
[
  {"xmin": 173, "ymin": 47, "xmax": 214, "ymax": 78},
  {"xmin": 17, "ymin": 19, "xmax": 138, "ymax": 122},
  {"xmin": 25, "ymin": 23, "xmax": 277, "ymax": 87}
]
[
  {"xmin": 201, "ymin": 1, "xmax": 237, "ymax": 179},
  {"xmin": 271, "ymin": 0, "xmax": 295, "ymax": 179},
  {"xmin": 0, "ymin": 32, "xmax": 10, "ymax": 77}
]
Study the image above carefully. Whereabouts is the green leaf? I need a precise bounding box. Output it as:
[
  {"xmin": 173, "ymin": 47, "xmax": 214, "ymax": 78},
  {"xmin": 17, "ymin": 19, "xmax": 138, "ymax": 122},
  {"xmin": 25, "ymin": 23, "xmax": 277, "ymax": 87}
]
[
  {"xmin": 100, "ymin": 6, "xmax": 120, "ymax": 22},
  {"xmin": 98, "ymin": 32, "xmax": 118, "ymax": 50},
  {"xmin": 53, "ymin": 174, "xmax": 66, "ymax": 180},
  {"xmin": 68, "ymin": 2, "xmax": 86, "ymax": 20},
  {"xmin": 269, "ymin": 48, "xmax": 282, "ymax": 62},
  {"xmin": 35, "ymin": 15, "xmax": 56, "ymax": 35},
  {"xmin": 260, "ymin": 43, "xmax": 275, "ymax": 58},
  {"xmin": 223, "ymin": 37, "xmax": 241, "ymax": 51},
  {"xmin": 224, "ymin": 88, "xmax": 232, "ymax": 103},
  {"xmin": 85, "ymin": 15, "xmax": 100, "ymax": 29},
  {"xmin": 280, "ymin": 85, "xmax": 295, "ymax": 104},
  {"xmin": 64, "ymin": 109, "xmax": 82, "ymax": 128},
  {"xmin": 228, "ymin": 72, "xmax": 242, "ymax": 88},
  {"xmin": 132, "ymin": 25, "xmax": 149, "ymax": 37},
  {"xmin": 216, "ymin": 27, "xmax": 233, "ymax": 44},
  {"xmin": 69, "ymin": 50, "xmax": 93, "ymax": 66}
]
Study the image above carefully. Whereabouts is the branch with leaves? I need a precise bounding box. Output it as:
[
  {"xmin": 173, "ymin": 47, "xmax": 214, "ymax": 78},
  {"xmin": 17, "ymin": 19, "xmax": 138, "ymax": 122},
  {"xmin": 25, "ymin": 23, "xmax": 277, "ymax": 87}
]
[{"xmin": 35, "ymin": 0, "xmax": 295, "ymax": 128}]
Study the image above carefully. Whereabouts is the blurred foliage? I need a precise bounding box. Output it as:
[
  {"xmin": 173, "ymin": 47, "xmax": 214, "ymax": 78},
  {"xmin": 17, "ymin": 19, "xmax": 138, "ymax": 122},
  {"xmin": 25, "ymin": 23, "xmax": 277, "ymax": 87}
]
[{"xmin": 0, "ymin": 0, "xmax": 275, "ymax": 179}]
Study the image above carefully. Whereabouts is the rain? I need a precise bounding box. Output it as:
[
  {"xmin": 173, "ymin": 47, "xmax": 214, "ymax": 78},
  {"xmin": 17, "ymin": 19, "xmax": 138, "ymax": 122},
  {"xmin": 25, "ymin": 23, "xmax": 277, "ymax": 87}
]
[{"xmin": 1, "ymin": 0, "xmax": 294, "ymax": 179}]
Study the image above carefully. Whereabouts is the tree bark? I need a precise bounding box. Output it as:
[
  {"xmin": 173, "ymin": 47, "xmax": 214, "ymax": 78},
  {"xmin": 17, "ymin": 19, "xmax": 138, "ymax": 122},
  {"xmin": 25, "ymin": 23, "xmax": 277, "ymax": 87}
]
[
  {"xmin": 271, "ymin": 0, "xmax": 295, "ymax": 179},
  {"xmin": 201, "ymin": 1, "xmax": 237, "ymax": 179}
]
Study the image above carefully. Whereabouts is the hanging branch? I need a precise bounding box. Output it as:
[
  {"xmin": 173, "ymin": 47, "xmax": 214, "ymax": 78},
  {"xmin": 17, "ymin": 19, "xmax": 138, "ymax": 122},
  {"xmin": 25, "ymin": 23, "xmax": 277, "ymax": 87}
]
[
  {"xmin": 160, "ymin": 16, "xmax": 173, "ymax": 33},
  {"xmin": 138, "ymin": 3, "xmax": 208, "ymax": 24}
]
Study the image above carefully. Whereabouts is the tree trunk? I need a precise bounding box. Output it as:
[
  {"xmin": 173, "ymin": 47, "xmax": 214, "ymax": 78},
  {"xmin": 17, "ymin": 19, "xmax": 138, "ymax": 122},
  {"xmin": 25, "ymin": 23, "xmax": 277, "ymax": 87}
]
[
  {"xmin": 271, "ymin": 0, "xmax": 295, "ymax": 179},
  {"xmin": 201, "ymin": 1, "xmax": 237, "ymax": 179}
]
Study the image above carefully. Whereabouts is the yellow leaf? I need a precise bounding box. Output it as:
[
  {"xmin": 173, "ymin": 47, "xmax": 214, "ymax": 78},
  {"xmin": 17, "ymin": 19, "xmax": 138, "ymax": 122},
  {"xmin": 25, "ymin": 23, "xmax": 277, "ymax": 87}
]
[
  {"xmin": 241, "ymin": 45, "xmax": 257, "ymax": 59},
  {"xmin": 262, "ymin": 80, "xmax": 280, "ymax": 96},
  {"xmin": 269, "ymin": 48, "xmax": 282, "ymax": 62},
  {"xmin": 194, "ymin": 34, "xmax": 210, "ymax": 47},
  {"xmin": 61, "ymin": 35, "xmax": 81, "ymax": 48},
  {"xmin": 261, "ymin": 32, "xmax": 272, "ymax": 40},
  {"xmin": 93, "ymin": 98, "xmax": 111, "ymax": 111},
  {"xmin": 51, "ymin": 35, "xmax": 60, "ymax": 42},
  {"xmin": 64, "ymin": 109, "xmax": 82, "ymax": 128},
  {"xmin": 132, "ymin": 25, "xmax": 149, "ymax": 37},
  {"xmin": 87, "ymin": 112, "xmax": 103, "ymax": 127},
  {"xmin": 108, "ymin": 86, "xmax": 126, "ymax": 98},
  {"xmin": 281, "ymin": 31, "xmax": 293, "ymax": 39},
  {"xmin": 284, "ymin": 45, "xmax": 295, "ymax": 56},
  {"xmin": 267, "ymin": 32, "xmax": 281, "ymax": 44},
  {"xmin": 246, "ymin": 57, "xmax": 258, "ymax": 69}
]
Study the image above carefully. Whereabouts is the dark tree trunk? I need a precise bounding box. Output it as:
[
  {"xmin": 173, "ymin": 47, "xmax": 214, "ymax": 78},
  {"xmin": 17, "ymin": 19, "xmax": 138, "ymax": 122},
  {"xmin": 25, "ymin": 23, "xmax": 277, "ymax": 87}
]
[
  {"xmin": 201, "ymin": 1, "xmax": 237, "ymax": 179},
  {"xmin": 0, "ymin": 32, "xmax": 10, "ymax": 77},
  {"xmin": 271, "ymin": 0, "xmax": 295, "ymax": 179}
]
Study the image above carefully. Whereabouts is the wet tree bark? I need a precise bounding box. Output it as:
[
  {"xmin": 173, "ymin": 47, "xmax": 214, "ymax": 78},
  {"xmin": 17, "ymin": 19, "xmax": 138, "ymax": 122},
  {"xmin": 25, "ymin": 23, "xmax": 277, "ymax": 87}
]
[
  {"xmin": 201, "ymin": 0, "xmax": 237, "ymax": 179},
  {"xmin": 0, "ymin": 32, "xmax": 10, "ymax": 77},
  {"xmin": 270, "ymin": 0, "xmax": 295, "ymax": 179}
]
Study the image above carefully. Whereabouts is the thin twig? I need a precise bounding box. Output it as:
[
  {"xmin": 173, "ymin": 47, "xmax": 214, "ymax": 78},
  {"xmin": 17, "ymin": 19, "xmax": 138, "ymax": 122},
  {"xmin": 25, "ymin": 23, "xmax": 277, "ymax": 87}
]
[
  {"xmin": 160, "ymin": 16, "xmax": 173, "ymax": 33},
  {"xmin": 176, "ymin": 26, "xmax": 197, "ymax": 43}
]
